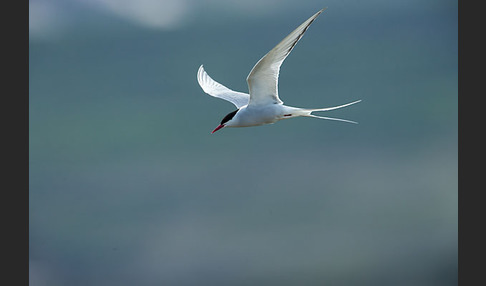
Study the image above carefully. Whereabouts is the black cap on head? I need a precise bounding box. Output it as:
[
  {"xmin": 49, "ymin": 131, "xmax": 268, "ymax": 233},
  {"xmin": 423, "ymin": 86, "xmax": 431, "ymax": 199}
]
[{"xmin": 220, "ymin": 109, "xmax": 238, "ymax": 125}]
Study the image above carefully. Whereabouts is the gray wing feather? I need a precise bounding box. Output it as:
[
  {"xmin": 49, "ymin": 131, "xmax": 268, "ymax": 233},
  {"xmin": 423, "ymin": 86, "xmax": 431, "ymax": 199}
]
[
  {"xmin": 197, "ymin": 65, "xmax": 250, "ymax": 109},
  {"xmin": 246, "ymin": 9, "xmax": 325, "ymax": 106}
]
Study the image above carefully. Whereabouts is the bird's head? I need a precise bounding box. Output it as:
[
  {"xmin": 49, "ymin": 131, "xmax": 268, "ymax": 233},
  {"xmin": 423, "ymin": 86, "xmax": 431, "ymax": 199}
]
[{"xmin": 211, "ymin": 109, "xmax": 238, "ymax": 133}]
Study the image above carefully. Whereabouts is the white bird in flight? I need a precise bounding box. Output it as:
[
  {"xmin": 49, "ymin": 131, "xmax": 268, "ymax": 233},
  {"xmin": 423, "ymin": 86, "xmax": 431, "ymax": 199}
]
[{"xmin": 197, "ymin": 8, "xmax": 361, "ymax": 134}]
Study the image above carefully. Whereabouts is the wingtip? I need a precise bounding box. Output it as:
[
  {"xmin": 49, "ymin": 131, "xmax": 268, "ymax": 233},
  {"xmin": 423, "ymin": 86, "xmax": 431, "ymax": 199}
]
[
  {"xmin": 197, "ymin": 64, "xmax": 206, "ymax": 85},
  {"xmin": 309, "ymin": 8, "xmax": 325, "ymax": 20}
]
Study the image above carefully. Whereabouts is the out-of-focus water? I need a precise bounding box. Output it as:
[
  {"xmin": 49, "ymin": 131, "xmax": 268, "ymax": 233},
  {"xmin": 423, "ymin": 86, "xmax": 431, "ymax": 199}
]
[{"xmin": 30, "ymin": 1, "xmax": 457, "ymax": 285}]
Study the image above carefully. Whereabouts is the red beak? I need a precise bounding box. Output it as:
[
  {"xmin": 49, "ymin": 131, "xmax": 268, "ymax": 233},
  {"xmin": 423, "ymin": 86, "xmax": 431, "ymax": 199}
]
[{"xmin": 211, "ymin": 124, "xmax": 225, "ymax": 134}]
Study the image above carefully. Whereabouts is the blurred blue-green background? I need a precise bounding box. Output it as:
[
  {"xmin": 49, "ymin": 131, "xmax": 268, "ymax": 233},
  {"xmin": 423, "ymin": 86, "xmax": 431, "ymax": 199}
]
[{"xmin": 29, "ymin": 0, "xmax": 457, "ymax": 285}]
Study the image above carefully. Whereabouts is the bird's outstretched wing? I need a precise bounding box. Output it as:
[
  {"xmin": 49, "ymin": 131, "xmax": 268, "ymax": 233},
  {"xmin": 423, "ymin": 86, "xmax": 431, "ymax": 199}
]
[
  {"xmin": 197, "ymin": 65, "xmax": 250, "ymax": 109},
  {"xmin": 246, "ymin": 8, "xmax": 325, "ymax": 106}
]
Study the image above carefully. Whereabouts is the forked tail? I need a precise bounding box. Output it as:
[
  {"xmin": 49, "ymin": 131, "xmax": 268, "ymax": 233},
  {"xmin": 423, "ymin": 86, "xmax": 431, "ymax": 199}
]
[{"xmin": 302, "ymin": 100, "xmax": 361, "ymax": 124}]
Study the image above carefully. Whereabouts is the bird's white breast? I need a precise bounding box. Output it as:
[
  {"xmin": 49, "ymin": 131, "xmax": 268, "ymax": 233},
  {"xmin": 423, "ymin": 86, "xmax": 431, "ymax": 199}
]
[{"xmin": 232, "ymin": 104, "xmax": 295, "ymax": 127}]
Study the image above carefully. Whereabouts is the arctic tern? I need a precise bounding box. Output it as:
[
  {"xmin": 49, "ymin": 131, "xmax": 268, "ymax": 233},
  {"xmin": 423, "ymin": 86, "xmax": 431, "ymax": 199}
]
[{"xmin": 197, "ymin": 8, "xmax": 361, "ymax": 134}]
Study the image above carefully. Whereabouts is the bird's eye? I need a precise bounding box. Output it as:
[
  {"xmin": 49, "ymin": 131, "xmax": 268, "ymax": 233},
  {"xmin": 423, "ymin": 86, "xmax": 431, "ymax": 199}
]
[{"xmin": 221, "ymin": 109, "xmax": 238, "ymax": 125}]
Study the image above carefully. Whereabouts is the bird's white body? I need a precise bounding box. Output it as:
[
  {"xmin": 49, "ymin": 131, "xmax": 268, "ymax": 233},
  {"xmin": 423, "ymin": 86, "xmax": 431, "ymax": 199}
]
[
  {"xmin": 197, "ymin": 8, "xmax": 361, "ymax": 133},
  {"xmin": 227, "ymin": 104, "xmax": 299, "ymax": 127}
]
